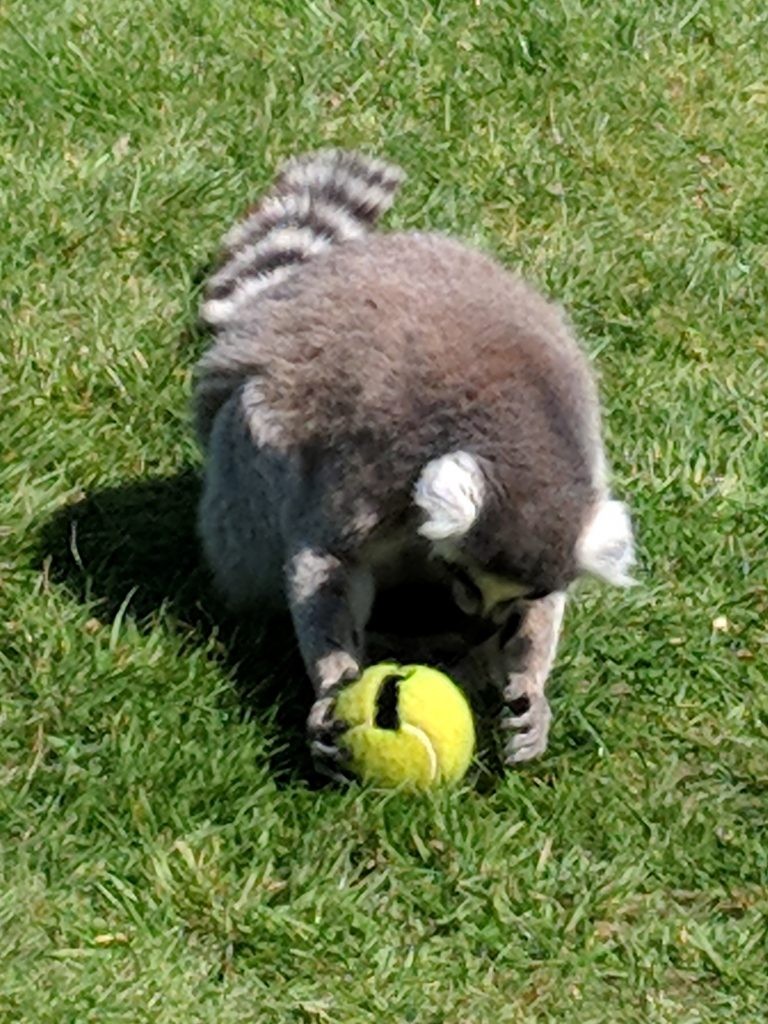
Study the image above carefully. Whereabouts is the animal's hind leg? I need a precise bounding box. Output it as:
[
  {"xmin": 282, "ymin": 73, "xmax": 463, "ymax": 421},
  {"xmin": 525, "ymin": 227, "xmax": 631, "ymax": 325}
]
[{"xmin": 197, "ymin": 395, "xmax": 286, "ymax": 611}]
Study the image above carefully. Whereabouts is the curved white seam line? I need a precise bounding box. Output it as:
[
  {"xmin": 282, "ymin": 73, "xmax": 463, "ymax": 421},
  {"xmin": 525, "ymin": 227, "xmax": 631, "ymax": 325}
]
[{"xmin": 400, "ymin": 722, "xmax": 438, "ymax": 782}]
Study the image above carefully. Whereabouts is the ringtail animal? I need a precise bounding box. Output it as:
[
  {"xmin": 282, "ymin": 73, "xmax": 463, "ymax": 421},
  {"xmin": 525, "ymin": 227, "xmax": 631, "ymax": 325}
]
[{"xmin": 194, "ymin": 149, "xmax": 635, "ymax": 778}]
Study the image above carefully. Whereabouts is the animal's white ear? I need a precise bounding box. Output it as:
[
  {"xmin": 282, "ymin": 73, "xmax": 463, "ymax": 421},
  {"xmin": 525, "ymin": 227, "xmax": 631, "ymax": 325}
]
[
  {"xmin": 577, "ymin": 499, "xmax": 636, "ymax": 586},
  {"xmin": 414, "ymin": 451, "xmax": 485, "ymax": 541}
]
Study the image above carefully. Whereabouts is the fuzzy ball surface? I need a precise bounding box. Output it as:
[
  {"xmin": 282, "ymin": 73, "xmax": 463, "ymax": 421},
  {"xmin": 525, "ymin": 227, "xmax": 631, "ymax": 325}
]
[{"xmin": 337, "ymin": 662, "xmax": 475, "ymax": 788}]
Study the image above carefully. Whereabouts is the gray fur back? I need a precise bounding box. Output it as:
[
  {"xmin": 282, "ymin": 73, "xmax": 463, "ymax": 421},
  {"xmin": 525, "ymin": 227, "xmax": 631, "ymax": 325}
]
[
  {"xmin": 195, "ymin": 228, "xmax": 603, "ymax": 590},
  {"xmin": 200, "ymin": 150, "xmax": 405, "ymax": 329}
]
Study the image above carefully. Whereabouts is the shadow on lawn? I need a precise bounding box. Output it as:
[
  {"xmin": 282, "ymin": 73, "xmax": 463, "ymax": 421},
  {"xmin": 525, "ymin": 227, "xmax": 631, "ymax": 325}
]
[{"xmin": 36, "ymin": 469, "xmax": 319, "ymax": 787}]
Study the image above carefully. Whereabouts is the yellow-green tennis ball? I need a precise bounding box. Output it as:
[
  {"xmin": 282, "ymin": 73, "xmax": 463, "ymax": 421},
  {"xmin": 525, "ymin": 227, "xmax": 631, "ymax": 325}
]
[{"xmin": 336, "ymin": 663, "xmax": 475, "ymax": 789}]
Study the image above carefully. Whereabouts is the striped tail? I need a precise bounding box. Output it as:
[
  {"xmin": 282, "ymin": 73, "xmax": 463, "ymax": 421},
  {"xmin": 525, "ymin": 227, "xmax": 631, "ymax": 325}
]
[{"xmin": 200, "ymin": 149, "xmax": 405, "ymax": 328}]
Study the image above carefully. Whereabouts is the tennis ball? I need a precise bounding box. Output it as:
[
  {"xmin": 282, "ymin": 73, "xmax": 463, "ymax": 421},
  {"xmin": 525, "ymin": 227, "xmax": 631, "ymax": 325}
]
[{"xmin": 336, "ymin": 662, "xmax": 475, "ymax": 788}]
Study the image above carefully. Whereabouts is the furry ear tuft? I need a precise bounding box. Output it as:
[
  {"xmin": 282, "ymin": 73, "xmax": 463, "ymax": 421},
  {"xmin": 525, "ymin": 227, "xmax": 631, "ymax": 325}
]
[
  {"xmin": 577, "ymin": 500, "xmax": 636, "ymax": 586},
  {"xmin": 414, "ymin": 452, "xmax": 485, "ymax": 541}
]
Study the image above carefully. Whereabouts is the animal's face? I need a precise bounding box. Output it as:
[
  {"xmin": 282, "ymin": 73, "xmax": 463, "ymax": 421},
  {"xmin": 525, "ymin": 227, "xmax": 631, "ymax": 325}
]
[
  {"xmin": 450, "ymin": 562, "xmax": 526, "ymax": 617},
  {"xmin": 366, "ymin": 553, "xmax": 532, "ymax": 664},
  {"xmin": 436, "ymin": 552, "xmax": 542, "ymax": 649},
  {"xmin": 367, "ymin": 588, "xmax": 525, "ymax": 675}
]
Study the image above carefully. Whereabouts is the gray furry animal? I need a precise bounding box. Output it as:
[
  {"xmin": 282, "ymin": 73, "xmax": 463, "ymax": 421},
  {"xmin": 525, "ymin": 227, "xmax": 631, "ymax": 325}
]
[{"xmin": 194, "ymin": 149, "xmax": 635, "ymax": 778}]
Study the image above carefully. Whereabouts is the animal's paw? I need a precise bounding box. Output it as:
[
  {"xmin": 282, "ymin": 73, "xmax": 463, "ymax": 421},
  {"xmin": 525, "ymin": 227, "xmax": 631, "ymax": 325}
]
[
  {"xmin": 501, "ymin": 677, "xmax": 552, "ymax": 765},
  {"xmin": 307, "ymin": 690, "xmax": 353, "ymax": 784}
]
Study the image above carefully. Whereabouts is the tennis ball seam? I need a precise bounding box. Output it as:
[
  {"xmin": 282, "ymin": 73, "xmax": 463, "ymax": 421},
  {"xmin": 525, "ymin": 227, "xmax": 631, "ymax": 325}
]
[{"xmin": 399, "ymin": 722, "xmax": 439, "ymax": 782}]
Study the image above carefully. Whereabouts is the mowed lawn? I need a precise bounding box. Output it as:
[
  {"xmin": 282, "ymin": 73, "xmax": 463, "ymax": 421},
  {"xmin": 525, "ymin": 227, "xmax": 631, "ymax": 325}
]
[{"xmin": 2, "ymin": 1, "xmax": 767, "ymax": 1020}]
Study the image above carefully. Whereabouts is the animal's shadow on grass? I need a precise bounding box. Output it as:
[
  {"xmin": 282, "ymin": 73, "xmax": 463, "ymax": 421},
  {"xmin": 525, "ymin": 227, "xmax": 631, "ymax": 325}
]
[{"xmin": 36, "ymin": 469, "xmax": 319, "ymax": 787}]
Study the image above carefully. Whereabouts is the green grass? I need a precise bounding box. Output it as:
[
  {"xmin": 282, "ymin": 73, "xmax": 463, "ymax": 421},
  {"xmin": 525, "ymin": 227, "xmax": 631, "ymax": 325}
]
[{"xmin": 2, "ymin": 0, "xmax": 767, "ymax": 1020}]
